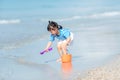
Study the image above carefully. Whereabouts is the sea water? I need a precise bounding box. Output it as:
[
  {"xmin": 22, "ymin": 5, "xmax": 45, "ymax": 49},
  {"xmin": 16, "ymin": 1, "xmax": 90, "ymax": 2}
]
[
  {"xmin": 0, "ymin": 17, "xmax": 120, "ymax": 80},
  {"xmin": 0, "ymin": 0, "xmax": 120, "ymax": 80}
]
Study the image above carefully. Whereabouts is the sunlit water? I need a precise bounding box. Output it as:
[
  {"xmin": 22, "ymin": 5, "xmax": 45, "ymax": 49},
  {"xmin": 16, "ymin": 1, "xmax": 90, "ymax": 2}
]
[
  {"xmin": 0, "ymin": 0, "xmax": 120, "ymax": 79},
  {"xmin": 0, "ymin": 23, "xmax": 120, "ymax": 80}
]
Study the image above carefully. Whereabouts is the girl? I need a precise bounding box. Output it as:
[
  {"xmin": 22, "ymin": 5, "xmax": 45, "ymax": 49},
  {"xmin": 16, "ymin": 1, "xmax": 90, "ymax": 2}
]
[{"xmin": 44, "ymin": 21, "xmax": 73, "ymax": 62}]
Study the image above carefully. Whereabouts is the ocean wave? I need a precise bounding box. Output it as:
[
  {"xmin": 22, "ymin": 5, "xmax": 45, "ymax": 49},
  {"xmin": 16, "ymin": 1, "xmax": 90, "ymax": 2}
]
[
  {"xmin": 0, "ymin": 35, "xmax": 48, "ymax": 50},
  {"xmin": 87, "ymin": 11, "xmax": 120, "ymax": 18},
  {"xmin": 0, "ymin": 19, "xmax": 21, "ymax": 24},
  {"xmin": 40, "ymin": 11, "xmax": 120, "ymax": 22}
]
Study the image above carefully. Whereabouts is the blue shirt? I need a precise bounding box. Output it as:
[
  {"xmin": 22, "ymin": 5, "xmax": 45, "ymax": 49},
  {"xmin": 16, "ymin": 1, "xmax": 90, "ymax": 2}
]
[{"xmin": 49, "ymin": 29, "xmax": 70, "ymax": 42}]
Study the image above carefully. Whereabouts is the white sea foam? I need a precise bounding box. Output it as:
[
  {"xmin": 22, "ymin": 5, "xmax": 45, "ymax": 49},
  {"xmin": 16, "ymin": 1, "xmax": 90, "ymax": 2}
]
[
  {"xmin": 0, "ymin": 19, "xmax": 21, "ymax": 24},
  {"xmin": 40, "ymin": 11, "xmax": 120, "ymax": 22}
]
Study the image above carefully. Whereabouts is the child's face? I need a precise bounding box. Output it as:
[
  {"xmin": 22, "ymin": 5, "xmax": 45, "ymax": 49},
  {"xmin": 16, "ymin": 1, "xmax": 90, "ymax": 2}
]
[{"xmin": 49, "ymin": 27, "xmax": 59, "ymax": 35}]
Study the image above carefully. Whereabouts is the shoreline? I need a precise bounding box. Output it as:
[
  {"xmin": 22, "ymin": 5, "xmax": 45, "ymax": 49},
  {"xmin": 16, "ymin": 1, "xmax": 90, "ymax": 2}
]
[{"xmin": 75, "ymin": 54, "xmax": 120, "ymax": 80}]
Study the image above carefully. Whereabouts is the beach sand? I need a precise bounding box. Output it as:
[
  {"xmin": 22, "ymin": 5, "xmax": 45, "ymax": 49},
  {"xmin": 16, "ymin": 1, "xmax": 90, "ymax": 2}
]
[{"xmin": 75, "ymin": 54, "xmax": 120, "ymax": 80}]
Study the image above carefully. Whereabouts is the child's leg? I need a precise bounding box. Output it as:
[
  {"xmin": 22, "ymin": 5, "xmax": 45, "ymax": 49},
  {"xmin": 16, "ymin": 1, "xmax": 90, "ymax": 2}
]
[
  {"xmin": 56, "ymin": 37, "xmax": 73, "ymax": 62},
  {"xmin": 57, "ymin": 41, "xmax": 68, "ymax": 55},
  {"xmin": 61, "ymin": 34, "xmax": 73, "ymax": 54},
  {"xmin": 56, "ymin": 42, "xmax": 63, "ymax": 62},
  {"xmin": 61, "ymin": 41, "xmax": 68, "ymax": 54},
  {"xmin": 57, "ymin": 43, "xmax": 63, "ymax": 56}
]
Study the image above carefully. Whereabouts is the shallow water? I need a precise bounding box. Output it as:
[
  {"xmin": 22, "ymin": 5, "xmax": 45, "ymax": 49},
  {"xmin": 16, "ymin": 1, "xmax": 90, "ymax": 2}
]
[
  {"xmin": 0, "ymin": 25, "xmax": 120, "ymax": 80},
  {"xmin": 1, "ymin": 0, "xmax": 120, "ymax": 79}
]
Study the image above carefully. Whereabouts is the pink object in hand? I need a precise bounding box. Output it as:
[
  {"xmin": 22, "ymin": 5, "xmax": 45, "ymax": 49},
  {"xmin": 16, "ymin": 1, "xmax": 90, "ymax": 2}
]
[{"xmin": 40, "ymin": 47, "xmax": 53, "ymax": 55}]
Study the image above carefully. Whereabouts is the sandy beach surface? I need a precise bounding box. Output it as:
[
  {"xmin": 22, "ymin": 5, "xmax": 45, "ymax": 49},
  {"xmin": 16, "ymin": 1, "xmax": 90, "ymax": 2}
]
[{"xmin": 75, "ymin": 54, "xmax": 120, "ymax": 80}]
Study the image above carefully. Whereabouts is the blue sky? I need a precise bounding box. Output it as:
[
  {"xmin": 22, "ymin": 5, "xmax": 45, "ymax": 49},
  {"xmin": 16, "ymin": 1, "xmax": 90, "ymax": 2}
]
[{"xmin": 0, "ymin": 0, "xmax": 120, "ymax": 24}]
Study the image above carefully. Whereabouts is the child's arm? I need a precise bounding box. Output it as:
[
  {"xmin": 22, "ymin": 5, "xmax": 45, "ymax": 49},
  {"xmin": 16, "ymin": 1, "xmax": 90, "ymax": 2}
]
[{"xmin": 44, "ymin": 41, "xmax": 52, "ymax": 51}]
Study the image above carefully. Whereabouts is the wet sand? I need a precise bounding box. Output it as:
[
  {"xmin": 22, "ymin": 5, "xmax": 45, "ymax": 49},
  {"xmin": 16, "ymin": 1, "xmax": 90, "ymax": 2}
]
[{"xmin": 75, "ymin": 55, "xmax": 120, "ymax": 80}]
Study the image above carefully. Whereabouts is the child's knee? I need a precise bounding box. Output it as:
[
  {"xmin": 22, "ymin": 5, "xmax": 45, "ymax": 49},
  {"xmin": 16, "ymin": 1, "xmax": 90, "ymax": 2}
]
[
  {"xmin": 61, "ymin": 43, "xmax": 67, "ymax": 50},
  {"xmin": 57, "ymin": 44, "xmax": 62, "ymax": 49}
]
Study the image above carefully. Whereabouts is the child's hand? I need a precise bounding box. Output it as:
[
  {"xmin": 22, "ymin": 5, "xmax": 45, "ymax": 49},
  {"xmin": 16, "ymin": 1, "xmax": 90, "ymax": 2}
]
[
  {"xmin": 44, "ymin": 47, "xmax": 52, "ymax": 52},
  {"xmin": 40, "ymin": 47, "xmax": 52, "ymax": 55},
  {"xmin": 44, "ymin": 48, "xmax": 49, "ymax": 52}
]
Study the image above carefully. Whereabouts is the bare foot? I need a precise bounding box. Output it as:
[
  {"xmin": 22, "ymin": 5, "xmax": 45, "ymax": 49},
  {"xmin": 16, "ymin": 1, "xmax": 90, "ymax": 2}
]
[{"xmin": 56, "ymin": 58, "xmax": 61, "ymax": 62}]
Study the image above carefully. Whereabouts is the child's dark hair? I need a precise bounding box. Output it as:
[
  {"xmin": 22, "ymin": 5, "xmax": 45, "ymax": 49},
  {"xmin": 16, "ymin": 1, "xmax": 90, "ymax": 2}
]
[{"xmin": 47, "ymin": 21, "xmax": 62, "ymax": 31}]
